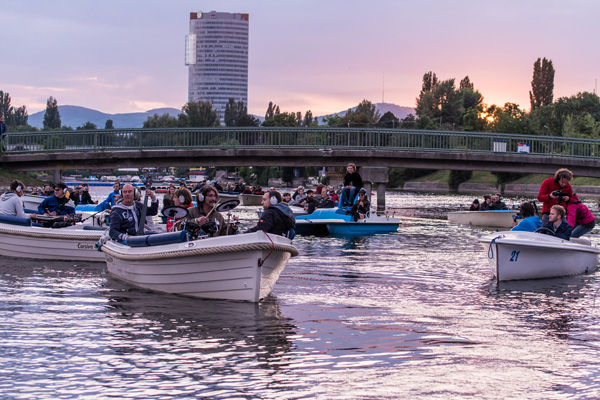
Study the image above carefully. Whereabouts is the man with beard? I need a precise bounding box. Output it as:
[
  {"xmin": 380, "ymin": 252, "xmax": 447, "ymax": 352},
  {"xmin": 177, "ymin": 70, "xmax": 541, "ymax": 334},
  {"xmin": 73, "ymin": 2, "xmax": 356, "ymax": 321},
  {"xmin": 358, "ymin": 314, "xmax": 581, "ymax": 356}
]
[
  {"xmin": 246, "ymin": 190, "xmax": 295, "ymax": 236},
  {"xmin": 108, "ymin": 183, "xmax": 158, "ymax": 244},
  {"xmin": 183, "ymin": 185, "xmax": 236, "ymax": 237}
]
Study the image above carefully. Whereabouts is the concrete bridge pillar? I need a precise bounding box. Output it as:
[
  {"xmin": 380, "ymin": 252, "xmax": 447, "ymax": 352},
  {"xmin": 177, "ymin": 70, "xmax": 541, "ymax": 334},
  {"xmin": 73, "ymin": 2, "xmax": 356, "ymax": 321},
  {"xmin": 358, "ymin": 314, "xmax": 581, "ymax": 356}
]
[
  {"xmin": 359, "ymin": 166, "xmax": 388, "ymax": 215},
  {"xmin": 54, "ymin": 169, "xmax": 62, "ymax": 183}
]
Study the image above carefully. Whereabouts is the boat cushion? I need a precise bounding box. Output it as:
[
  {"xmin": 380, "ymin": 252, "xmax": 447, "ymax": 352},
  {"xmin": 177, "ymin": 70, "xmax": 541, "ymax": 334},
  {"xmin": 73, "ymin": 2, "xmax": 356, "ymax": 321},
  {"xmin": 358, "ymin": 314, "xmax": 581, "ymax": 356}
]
[
  {"xmin": 128, "ymin": 230, "xmax": 189, "ymax": 247},
  {"xmin": 0, "ymin": 215, "xmax": 32, "ymax": 226},
  {"xmin": 83, "ymin": 225, "xmax": 107, "ymax": 231}
]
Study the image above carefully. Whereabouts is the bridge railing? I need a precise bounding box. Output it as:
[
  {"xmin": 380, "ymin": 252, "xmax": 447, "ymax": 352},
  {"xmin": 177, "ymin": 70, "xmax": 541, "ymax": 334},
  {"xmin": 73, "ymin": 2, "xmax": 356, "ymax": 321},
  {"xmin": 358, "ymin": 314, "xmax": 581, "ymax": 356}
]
[{"xmin": 3, "ymin": 127, "xmax": 598, "ymax": 158}]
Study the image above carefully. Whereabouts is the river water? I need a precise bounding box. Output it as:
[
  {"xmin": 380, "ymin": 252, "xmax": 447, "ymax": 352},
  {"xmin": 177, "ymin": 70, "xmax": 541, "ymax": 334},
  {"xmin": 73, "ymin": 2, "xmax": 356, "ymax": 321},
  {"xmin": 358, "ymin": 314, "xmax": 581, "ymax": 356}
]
[{"xmin": 1, "ymin": 190, "xmax": 600, "ymax": 399}]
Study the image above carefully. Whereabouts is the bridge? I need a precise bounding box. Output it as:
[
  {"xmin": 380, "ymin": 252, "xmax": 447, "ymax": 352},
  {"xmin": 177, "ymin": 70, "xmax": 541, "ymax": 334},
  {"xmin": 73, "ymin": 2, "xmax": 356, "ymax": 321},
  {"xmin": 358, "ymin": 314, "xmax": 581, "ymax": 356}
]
[{"xmin": 1, "ymin": 127, "xmax": 599, "ymax": 177}]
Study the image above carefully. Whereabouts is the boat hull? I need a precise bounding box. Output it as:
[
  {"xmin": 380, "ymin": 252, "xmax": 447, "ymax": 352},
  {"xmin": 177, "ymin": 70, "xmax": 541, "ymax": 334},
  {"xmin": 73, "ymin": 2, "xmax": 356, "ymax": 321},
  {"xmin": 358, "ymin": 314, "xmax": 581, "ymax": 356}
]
[
  {"xmin": 295, "ymin": 208, "xmax": 399, "ymax": 236},
  {"xmin": 0, "ymin": 222, "xmax": 105, "ymax": 261},
  {"xmin": 101, "ymin": 232, "xmax": 298, "ymax": 302},
  {"xmin": 479, "ymin": 231, "xmax": 600, "ymax": 281},
  {"xmin": 239, "ymin": 194, "xmax": 263, "ymax": 206},
  {"xmin": 326, "ymin": 221, "xmax": 400, "ymax": 235},
  {"xmin": 448, "ymin": 210, "xmax": 517, "ymax": 228}
]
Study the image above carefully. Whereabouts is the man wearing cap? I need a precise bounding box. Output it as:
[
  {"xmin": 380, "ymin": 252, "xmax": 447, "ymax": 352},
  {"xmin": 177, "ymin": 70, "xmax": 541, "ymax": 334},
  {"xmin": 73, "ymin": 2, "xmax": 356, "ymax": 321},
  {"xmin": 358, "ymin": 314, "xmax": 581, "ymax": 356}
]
[
  {"xmin": 37, "ymin": 182, "xmax": 76, "ymax": 216},
  {"xmin": 303, "ymin": 189, "xmax": 319, "ymax": 214},
  {"xmin": 0, "ymin": 179, "xmax": 32, "ymax": 218}
]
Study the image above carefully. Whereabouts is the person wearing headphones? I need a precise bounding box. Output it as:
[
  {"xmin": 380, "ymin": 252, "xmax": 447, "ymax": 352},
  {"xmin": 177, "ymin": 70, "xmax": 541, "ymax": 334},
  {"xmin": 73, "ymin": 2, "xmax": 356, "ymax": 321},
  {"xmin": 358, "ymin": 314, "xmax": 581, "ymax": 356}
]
[
  {"xmin": 37, "ymin": 182, "xmax": 76, "ymax": 216},
  {"xmin": 166, "ymin": 188, "xmax": 194, "ymax": 232},
  {"xmin": 108, "ymin": 183, "xmax": 158, "ymax": 244},
  {"xmin": 0, "ymin": 179, "xmax": 33, "ymax": 218},
  {"xmin": 183, "ymin": 185, "xmax": 235, "ymax": 237},
  {"xmin": 246, "ymin": 190, "xmax": 295, "ymax": 236}
]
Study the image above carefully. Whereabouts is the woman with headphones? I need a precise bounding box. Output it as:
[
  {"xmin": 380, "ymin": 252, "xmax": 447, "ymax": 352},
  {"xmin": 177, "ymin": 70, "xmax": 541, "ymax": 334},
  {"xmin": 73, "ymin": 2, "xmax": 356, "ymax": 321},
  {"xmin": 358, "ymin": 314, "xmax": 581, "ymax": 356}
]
[
  {"xmin": 246, "ymin": 190, "xmax": 295, "ymax": 236},
  {"xmin": 166, "ymin": 188, "xmax": 194, "ymax": 232},
  {"xmin": 0, "ymin": 179, "xmax": 32, "ymax": 218}
]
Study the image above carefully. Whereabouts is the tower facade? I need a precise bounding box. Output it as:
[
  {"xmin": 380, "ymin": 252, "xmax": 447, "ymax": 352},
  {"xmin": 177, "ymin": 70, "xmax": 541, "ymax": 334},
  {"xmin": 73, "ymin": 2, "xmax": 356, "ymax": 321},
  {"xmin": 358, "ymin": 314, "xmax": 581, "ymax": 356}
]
[{"xmin": 185, "ymin": 11, "xmax": 249, "ymax": 122}]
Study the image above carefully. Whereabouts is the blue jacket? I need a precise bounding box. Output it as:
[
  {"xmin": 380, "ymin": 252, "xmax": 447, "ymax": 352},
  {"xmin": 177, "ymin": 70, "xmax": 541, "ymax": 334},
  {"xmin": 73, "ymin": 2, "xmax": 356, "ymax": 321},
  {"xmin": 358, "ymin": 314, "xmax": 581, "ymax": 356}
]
[
  {"xmin": 99, "ymin": 190, "xmax": 120, "ymax": 210},
  {"xmin": 37, "ymin": 195, "xmax": 75, "ymax": 215},
  {"xmin": 511, "ymin": 216, "xmax": 542, "ymax": 232},
  {"xmin": 542, "ymin": 219, "xmax": 573, "ymax": 241},
  {"xmin": 109, "ymin": 199, "xmax": 159, "ymax": 242}
]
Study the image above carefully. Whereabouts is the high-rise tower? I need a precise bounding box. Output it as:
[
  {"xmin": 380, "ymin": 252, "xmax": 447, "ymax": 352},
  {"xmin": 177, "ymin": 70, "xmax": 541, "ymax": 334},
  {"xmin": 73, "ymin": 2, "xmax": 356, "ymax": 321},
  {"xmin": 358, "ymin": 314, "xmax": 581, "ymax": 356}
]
[{"xmin": 185, "ymin": 11, "xmax": 249, "ymax": 122}]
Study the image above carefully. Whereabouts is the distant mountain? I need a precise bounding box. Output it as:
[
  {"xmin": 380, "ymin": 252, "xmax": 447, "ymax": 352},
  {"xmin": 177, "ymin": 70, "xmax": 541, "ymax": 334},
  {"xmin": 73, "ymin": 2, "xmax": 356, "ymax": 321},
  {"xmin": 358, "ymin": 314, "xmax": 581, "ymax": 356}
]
[
  {"xmin": 28, "ymin": 105, "xmax": 182, "ymax": 129},
  {"xmin": 315, "ymin": 102, "xmax": 415, "ymax": 124},
  {"xmin": 27, "ymin": 102, "xmax": 415, "ymax": 129}
]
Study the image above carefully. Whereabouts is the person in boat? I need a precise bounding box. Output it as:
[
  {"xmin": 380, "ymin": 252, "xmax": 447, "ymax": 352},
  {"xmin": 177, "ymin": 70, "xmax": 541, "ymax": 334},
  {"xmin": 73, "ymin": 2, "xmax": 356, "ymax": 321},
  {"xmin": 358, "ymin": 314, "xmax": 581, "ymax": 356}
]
[
  {"xmin": 567, "ymin": 193, "xmax": 595, "ymax": 238},
  {"xmin": 253, "ymin": 185, "xmax": 264, "ymax": 195},
  {"xmin": 233, "ymin": 179, "xmax": 245, "ymax": 193},
  {"xmin": 242, "ymin": 185, "xmax": 254, "ymax": 194},
  {"xmin": 37, "ymin": 183, "xmax": 76, "ymax": 216},
  {"xmin": 291, "ymin": 186, "xmax": 304, "ymax": 201},
  {"xmin": 182, "ymin": 185, "xmax": 235, "ymax": 237},
  {"xmin": 166, "ymin": 187, "xmax": 194, "ymax": 232},
  {"xmin": 479, "ymin": 195, "xmax": 492, "ymax": 211},
  {"xmin": 108, "ymin": 183, "xmax": 158, "ymax": 244},
  {"xmin": 303, "ymin": 189, "xmax": 319, "ymax": 214},
  {"xmin": 328, "ymin": 187, "xmax": 339, "ymax": 203},
  {"xmin": 162, "ymin": 183, "xmax": 176, "ymax": 210},
  {"xmin": 350, "ymin": 188, "xmax": 371, "ymax": 222},
  {"xmin": 490, "ymin": 193, "xmax": 508, "ymax": 210},
  {"xmin": 72, "ymin": 184, "xmax": 95, "ymax": 206},
  {"xmin": 341, "ymin": 163, "xmax": 363, "ymax": 206},
  {"xmin": 316, "ymin": 190, "xmax": 336, "ymax": 209},
  {"xmin": 282, "ymin": 192, "xmax": 292, "ymax": 204},
  {"xmin": 213, "ymin": 180, "xmax": 224, "ymax": 191},
  {"xmin": 511, "ymin": 201, "xmax": 542, "ymax": 232},
  {"xmin": 538, "ymin": 168, "xmax": 573, "ymax": 226},
  {"xmin": 98, "ymin": 182, "xmax": 122, "ymax": 210},
  {"xmin": 289, "ymin": 188, "xmax": 306, "ymax": 206},
  {"xmin": 541, "ymin": 205, "xmax": 572, "ymax": 240},
  {"xmin": 246, "ymin": 190, "xmax": 295, "ymax": 236},
  {"xmin": 0, "ymin": 180, "xmax": 34, "ymax": 219},
  {"xmin": 42, "ymin": 184, "xmax": 54, "ymax": 196},
  {"xmin": 469, "ymin": 199, "xmax": 480, "ymax": 211}
]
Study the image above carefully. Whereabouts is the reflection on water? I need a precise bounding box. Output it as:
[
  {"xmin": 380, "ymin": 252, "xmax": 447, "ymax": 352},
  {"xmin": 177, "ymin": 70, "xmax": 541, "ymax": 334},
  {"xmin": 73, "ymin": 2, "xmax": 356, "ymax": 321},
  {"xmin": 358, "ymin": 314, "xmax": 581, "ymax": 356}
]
[{"xmin": 1, "ymin": 192, "xmax": 600, "ymax": 399}]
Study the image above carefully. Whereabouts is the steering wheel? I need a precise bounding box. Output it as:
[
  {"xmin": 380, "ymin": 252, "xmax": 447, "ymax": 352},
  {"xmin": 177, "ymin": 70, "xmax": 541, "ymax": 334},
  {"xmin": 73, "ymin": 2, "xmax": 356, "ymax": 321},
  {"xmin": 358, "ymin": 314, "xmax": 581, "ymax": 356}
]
[{"xmin": 534, "ymin": 227, "xmax": 555, "ymax": 236}]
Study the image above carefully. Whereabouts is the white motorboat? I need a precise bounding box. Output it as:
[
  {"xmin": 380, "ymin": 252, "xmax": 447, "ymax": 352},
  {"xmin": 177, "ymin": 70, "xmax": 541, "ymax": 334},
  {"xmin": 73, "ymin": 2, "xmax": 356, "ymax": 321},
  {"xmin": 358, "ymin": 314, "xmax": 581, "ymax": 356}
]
[
  {"xmin": 0, "ymin": 215, "xmax": 105, "ymax": 262},
  {"xmin": 22, "ymin": 194, "xmax": 46, "ymax": 211},
  {"xmin": 479, "ymin": 230, "xmax": 600, "ymax": 281},
  {"xmin": 448, "ymin": 210, "xmax": 517, "ymax": 228},
  {"xmin": 100, "ymin": 231, "xmax": 299, "ymax": 302},
  {"xmin": 239, "ymin": 193, "xmax": 263, "ymax": 206}
]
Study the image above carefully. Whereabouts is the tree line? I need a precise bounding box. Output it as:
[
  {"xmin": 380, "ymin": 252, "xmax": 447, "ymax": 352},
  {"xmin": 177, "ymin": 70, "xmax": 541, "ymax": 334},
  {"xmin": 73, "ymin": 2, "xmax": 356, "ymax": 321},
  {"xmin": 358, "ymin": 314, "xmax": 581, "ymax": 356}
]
[{"xmin": 2, "ymin": 57, "xmax": 599, "ymax": 140}]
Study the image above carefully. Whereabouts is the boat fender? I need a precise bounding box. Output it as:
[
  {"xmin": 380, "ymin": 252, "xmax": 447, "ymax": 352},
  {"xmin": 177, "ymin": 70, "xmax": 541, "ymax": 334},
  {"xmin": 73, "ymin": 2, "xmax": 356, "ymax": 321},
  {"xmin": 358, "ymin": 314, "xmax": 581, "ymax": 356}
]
[
  {"xmin": 128, "ymin": 230, "xmax": 190, "ymax": 247},
  {"xmin": 0, "ymin": 215, "xmax": 32, "ymax": 226}
]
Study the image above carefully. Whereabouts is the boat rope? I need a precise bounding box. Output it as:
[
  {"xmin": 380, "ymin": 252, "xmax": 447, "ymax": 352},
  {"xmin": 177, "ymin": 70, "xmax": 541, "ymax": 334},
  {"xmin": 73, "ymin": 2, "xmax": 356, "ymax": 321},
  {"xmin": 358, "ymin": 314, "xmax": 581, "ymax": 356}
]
[
  {"xmin": 101, "ymin": 241, "xmax": 299, "ymax": 261},
  {"xmin": 487, "ymin": 235, "xmax": 502, "ymax": 259},
  {"xmin": 258, "ymin": 232, "xmax": 275, "ymax": 267},
  {"xmin": 0, "ymin": 226, "xmax": 102, "ymax": 241}
]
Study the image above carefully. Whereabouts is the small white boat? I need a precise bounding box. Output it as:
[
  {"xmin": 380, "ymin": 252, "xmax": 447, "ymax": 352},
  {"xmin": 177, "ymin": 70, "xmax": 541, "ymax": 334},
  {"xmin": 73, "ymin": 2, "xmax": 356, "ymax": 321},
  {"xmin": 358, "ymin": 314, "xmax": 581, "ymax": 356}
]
[
  {"xmin": 100, "ymin": 231, "xmax": 298, "ymax": 302},
  {"xmin": 0, "ymin": 215, "xmax": 105, "ymax": 262},
  {"xmin": 448, "ymin": 210, "xmax": 517, "ymax": 228},
  {"xmin": 22, "ymin": 194, "xmax": 46, "ymax": 211},
  {"xmin": 479, "ymin": 230, "xmax": 600, "ymax": 281},
  {"xmin": 239, "ymin": 193, "xmax": 263, "ymax": 206}
]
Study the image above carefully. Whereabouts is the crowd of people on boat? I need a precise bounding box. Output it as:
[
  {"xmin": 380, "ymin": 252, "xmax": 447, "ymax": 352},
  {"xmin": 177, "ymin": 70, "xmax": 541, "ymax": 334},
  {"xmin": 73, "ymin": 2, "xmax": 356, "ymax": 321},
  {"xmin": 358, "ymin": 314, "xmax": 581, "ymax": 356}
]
[{"xmin": 468, "ymin": 168, "xmax": 596, "ymax": 241}]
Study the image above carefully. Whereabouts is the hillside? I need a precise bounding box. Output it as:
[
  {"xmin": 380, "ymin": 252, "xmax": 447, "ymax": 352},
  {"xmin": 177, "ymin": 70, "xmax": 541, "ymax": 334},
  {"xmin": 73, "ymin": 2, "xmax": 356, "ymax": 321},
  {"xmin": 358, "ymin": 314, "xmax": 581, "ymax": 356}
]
[{"xmin": 28, "ymin": 105, "xmax": 182, "ymax": 129}]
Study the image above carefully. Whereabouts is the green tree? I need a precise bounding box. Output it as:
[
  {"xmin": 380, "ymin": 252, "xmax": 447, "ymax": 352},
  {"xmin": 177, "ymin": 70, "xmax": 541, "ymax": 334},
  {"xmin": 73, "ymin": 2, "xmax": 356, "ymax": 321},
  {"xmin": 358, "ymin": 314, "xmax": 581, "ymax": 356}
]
[
  {"xmin": 262, "ymin": 112, "xmax": 297, "ymax": 127},
  {"xmin": 143, "ymin": 113, "xmax": 179, "ymax": 128},
  {"xmin": 303, "ymin": 110, "xmax": 313, "ymax": 127},
  {"xmin": 340, "ymin": 99, "xmax": 381, "ymax": 127},
  {"xmin": 0, "ymin": 91, "xmax": 13, "ymax": 123},
  {"xmin": 105, "ymin": 119, "xmax": 114, "ymax": 129},
  {"xmin": 224, "ymin": 98, "xmax": 259, "ymax": 127},
  {"xmin": 13, "ymin": 106, "xmax": 28, "ymax": 127},
  {"xmin": 77, "ymin": 121, "xmax": 97, "ymax": 130},
  {"xmin": 179, "ymin": 100, "xmax": 219, "ymax": 127},
  {"xmin": 43, "ymin": 96, "xmax": 61, "ymax": 130},
  {"xmin": 376, "ymin": 111, "xmax": 399, "ymax": 128},
  {"xmin": 416, "ymin": 74, "xmax": 463, "ymax": 127},
  {"xmin": 529, "ymin": 57, "xmax": 555, "ymax": 110},
  {"xmin": 322, "ymin": 114, "xmax": 342, "ymax": 127},
  {"xmin": 487, "ymin": 103, "xmax": 527, "ymax": 134},
  {"xmin": 399, "ymin": 114, "xmax": 417, "ymax": 129},
  {"xmin": 281, "ymin": 167, "xmax": 294, "ymax": 186}
]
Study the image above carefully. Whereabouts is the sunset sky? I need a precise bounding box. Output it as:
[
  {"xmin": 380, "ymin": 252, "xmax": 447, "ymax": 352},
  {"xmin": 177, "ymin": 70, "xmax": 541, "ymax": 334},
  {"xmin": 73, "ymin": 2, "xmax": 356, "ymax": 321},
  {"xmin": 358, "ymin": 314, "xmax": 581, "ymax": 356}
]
[{"xmin": 3, "ymin": 0, "xmax": 599, "ymax": 118}]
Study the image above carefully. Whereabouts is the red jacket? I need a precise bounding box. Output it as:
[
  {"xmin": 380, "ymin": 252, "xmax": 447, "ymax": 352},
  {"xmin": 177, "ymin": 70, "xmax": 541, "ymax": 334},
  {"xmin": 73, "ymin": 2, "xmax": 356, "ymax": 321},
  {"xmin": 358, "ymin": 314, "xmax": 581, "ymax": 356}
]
[
  {"xmin": 567, "ymin": 202, "xmax": 595, "ymax": 227},
  {"xmin": 537, "ymin": 177, "xmax": 573, "ymax": 214}
]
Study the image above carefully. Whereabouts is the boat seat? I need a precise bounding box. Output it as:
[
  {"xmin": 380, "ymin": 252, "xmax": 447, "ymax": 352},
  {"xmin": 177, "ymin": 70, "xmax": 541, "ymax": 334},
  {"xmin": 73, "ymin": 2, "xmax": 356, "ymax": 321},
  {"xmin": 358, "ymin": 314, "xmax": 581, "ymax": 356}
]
[
  {"xmin": 128, "ymin": 230, "xmax": 189, "ymax": 247},
  {"xmin": 570, "ymin": 237, "xmax": 591, "ymax": 246},
  {"xmin": 0, "ymin": 215, "xmax": 32, "ymax": 226},
  {"xmin": 83, "ymin": 225, "xmax": 106, "ymax": 231}
]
